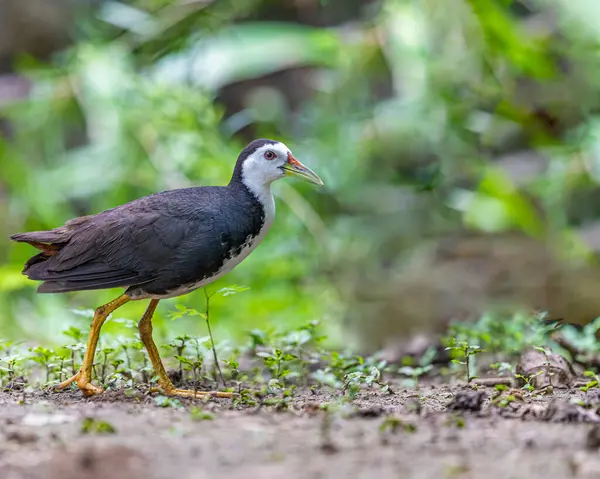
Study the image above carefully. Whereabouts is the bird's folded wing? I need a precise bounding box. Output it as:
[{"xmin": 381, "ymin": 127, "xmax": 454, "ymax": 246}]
[{"xmin": 29, "ymin": 260, "xmax": 154, "ymax": 293}]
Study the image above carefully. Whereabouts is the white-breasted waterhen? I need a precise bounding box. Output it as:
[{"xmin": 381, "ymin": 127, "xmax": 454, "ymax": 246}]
[{"xmin": 10, "ymin": 139, "xmax": 323, "ymax": 398}]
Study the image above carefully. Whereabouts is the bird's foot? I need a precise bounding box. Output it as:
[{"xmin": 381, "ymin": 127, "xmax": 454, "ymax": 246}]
[
  {"xmin": 55, "ymin": 373, "xmax": 104, "ymax": 397},
  {"xmin": 156, "ymin": 385, "xmax": 233, "ymax": 399}
]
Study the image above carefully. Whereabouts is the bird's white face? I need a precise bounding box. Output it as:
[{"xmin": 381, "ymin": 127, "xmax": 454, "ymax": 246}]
[
  {"xmin": 242, "ymin": 142, "xmax": 290, "ymax": 187},
  {"xmin": 241, "ymin": 142, "xmax": 323, "ymax": 193}
]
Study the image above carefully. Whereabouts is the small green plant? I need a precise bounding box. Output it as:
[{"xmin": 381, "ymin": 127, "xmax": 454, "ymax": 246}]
[
  {"xmin": 257, "ymin": 349, "xmax": 297, "ymax": 385},
  {"xmin": 262, "ymin": 386, "xmax": 295, "ymax": 411},
  {"xmin": 492, "ymin": 393, "xmax": 518, "ymax": 408},
  {"xmin": 233, "ymin": 388, "xmax": 258, "ymax": 408},
  {"xmin": 168, "ymin": 334, "xmax": 192, "ymax": 381},
  {"xmin": 312, "ymin": 352, "xmax": 387, "ymax": 392},
  {"xmin": 342, "ymin": 366, "xmax": 391, "ymax": 399},
  {"xmin": 189, "ymin": 406, "xmax": 215, "ymax": 421},
  {"xmin": 28, "ymin": 346, "xmax": 56, "ymax": 384},
  {"xmin": 581, "ymin": 371, "xmax": 600, "ymax": 392},
  {"xmin": 379, "ymin": 416, "xmax": 417, "ymax": 434},
  {"xmin": 0, "ymin": 352, "xmax": 26, "ymax": 387},
  {"xmin": 398, "ymin": 347, "xmax": 436, "ymax": 388},
  {"xmin": 81, "ymin": 417, "xmax": 116, "ymax": 435},
  {"xmin": 445, "ymin": 338, "xmax": 484, "ymax": 382},
  {"xmin": 515, "ymin": 371, "xmax": 543, "ymax": 392},
  {"xmin": 174, "ymin": 355, "xmax": 204, "ymax": 392},
  {"xmin": 96, "ymin": 346, "xmax": 116, "ymax": 386},
  {"xmin": 154, "ymin": 395, "xmax": 184, "ymax": 408},
  {"xmin": 490, "ymin": 384, "xmax": 522, "ymax": 408}
]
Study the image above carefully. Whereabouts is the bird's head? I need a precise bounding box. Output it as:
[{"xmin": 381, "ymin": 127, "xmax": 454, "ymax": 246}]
[{"xmin": 233, "ymin": 139, "xmax": 323, "ymax": 191}]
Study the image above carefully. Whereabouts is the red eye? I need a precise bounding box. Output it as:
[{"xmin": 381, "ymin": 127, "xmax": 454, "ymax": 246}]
[{"xmin": 264, "ymin": 150, "xmax": 276, "ymax": 160}]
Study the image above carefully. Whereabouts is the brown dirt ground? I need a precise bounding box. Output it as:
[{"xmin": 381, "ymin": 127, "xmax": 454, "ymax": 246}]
[{"xmin": 2, "ymin": 383, "xmax": 600, "ymax": 479}]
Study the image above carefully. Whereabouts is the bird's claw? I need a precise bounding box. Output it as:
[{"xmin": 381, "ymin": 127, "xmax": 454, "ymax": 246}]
[
  {"xmin": 154, "ymin": 385, "xmax": 233, "ymax": 399},
  {"xmin": 55, "ymin": 373, "xmax": 104, "ymax": 396}
]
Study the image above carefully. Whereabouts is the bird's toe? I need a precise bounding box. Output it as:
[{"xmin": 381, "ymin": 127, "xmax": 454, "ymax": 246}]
[
  {"xmin": 55, "ymin": 373, "xmax": 104, "ymax": 396},
  {"xmin": 78, "ymin": 381, "xmax": 104, "ymax": 396},
  {"xmin": 55, "ymin": 374, "xmax": 78, "ymax": 391},
  {"xmin": 163, "ymin": 388, "xmax": 233, "ymax": 399}
]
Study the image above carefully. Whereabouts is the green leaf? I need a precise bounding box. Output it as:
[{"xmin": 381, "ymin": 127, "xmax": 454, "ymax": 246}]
[
  {"xmin": 170, "ymin": 305, "xmax": 205, "ymax": 320},
  {"xmin": 256, "ymin": 351, "xmax": 275, "ymax": 359},
  {"xmin": 154, "ymin": 395, "xmax": 183, "ymax": 408},
  {"xmin": 217, "ymin": 285, "xmax": 250, "ymax": 297},
  {"xmin": 174, "ymin": 355, "xmax": 193, "ymax": 365},
  {"xmin": 190, "ymin": 407, "xmax": 215, "ymax": 421}
]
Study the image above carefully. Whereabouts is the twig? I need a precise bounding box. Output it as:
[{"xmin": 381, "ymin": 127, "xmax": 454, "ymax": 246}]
[
  {"xmin": 471, "ymin": 377, "xmax": 513, "ymax": 387},
  {"xmin": 70, "ymin": 349, "xmax": 75, "ymax": 376},
  {"xmin": 204, "ymin": 288, "xmax": 226, "ymax": 388}
]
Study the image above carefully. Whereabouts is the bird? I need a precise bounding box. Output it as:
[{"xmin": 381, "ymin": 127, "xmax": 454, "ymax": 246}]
[{"xmin": 10, "ymin": 138, "xmax": 323, "ymax": 398}]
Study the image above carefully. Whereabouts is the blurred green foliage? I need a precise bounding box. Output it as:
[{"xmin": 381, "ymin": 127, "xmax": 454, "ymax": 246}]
[{"xmin": 3, "ymin": 0, "xmax": 600, "ymax": 353}]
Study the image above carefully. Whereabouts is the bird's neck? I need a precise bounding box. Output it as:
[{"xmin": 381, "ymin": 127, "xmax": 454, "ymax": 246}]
[{"xmin": 228, "ymin": 175, "xmax": 276, "ymax": 227}]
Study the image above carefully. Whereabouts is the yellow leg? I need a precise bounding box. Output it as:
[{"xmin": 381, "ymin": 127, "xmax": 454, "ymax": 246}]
[
  {"xmin": 138, "ymin": 299, "xmax": 232, "ymax": 399},
  {"xmin": 56, "ymin": 294, "xmax": 131, "ymax": 396}
]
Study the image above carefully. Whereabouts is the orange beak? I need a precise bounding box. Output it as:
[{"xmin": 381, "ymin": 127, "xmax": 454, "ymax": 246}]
[{"xmin": 281, "ymin": 152, "xmax": 324, "ymax": 186}]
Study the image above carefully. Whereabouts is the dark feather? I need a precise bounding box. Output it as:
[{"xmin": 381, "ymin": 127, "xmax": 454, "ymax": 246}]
[
  {"xmin": 37, "ymin": 275, "xmax": 147, "ymax": 293},
  {"xmin": 27, "ymin": 259, "xmax": 139, "ymax": 282},
  {"xmin": 10, "ymin": 229, "xmax": 73, "ymax": 245},
  {"xmin": 23, "ymin": 253, "xmax": 52, "ymax": 271}
]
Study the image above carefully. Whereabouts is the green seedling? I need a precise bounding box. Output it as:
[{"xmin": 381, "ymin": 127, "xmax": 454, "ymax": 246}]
[
  {"xmin": 97, "ymin": 347, "xmax": 116, "ymax": 386},
  {"xmin": 379, "ymin": 416, "xmax": 417, "ymax": 434},
  {"xmin": 0, "ymin": 353, "xmax": 26, "ymax": 386},
  {"xmin": 515, "ymin": 371, "xmax": 543, "ymax": 392},
  {"xmin": 28, "ymin": 346, "xmax": 55, "ymax": 384},
  {"xmin": 233, "ymin": 389, "xmax": 258, "ymax": 408},
  {"xmin": 398, "ymin": 347, "xmax": 436, "ymax": 388},
  {"xmin": 189, "ymin": 407, "xmax": 215, "ymax": 421},
  {"xmin": 445, "ymin": 338, "xmax": 484, "ymax": 382},
  {"xmin": 81, "ymin": 417, "xmax": 116, "ymax": 435},
  {"xmin": 257, "ymin": 348, "xmax": 297, "ymax": 384},
  {"xmin": 581, "ymin": 371, "xmax": 600, "ymax": 392},
  {"xmin": 174, "ymin": 355, "xmax": 204, "ymax": 394},
  {"xmin": 154, "ymin": 395, "xmax": 184, "ymax": 408},
  {"xmin": 343, "ymin": 366, "xmax": 392, "ymax": 399},
  {"xmin": 168, "ymin": 335, "xmax": 192, "ymax": 381}
]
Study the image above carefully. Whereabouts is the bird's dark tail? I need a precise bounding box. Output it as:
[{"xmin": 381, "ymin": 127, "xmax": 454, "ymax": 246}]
[
  {"xmin": 10, "ymin": 228, "xmax": 71, "ymax": 245},
  {"xmin": 10, "ymin": 229, "xmax": 71, "ymax": 273},
  {"xmin": 10, "ymin": 224, "xmax": 145, "ymax": 294}
]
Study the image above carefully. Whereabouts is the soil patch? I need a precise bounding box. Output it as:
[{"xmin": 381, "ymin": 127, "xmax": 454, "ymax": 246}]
[{"xmin": 1, "ymin": 384, "xmax": 600, "ymax": 479}]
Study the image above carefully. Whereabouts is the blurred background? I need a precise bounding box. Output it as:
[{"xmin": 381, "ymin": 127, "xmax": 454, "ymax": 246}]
[{"xmin": 4, "ymin": 0, "xmax": 600, "ymax": 356}]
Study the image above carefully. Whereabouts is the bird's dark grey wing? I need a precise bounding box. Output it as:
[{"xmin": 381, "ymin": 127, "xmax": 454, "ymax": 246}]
[{"xmin": 36, "ymin": 264, "xmax": 145, "ymax": 293}]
